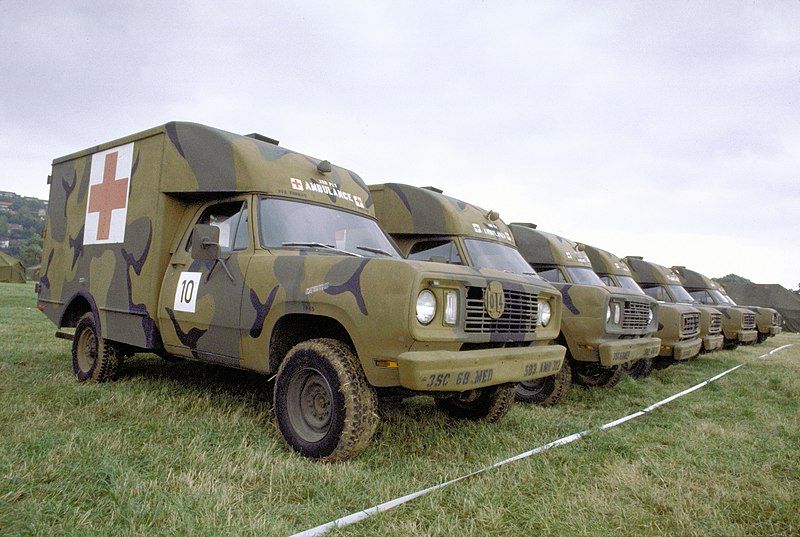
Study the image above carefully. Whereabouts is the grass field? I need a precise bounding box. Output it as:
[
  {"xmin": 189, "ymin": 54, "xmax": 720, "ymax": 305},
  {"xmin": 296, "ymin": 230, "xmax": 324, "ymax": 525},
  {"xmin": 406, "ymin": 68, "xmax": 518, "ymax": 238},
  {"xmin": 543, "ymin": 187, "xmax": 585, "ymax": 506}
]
[{"xmin": 1, "ymin": 282, "xmax": 798, "ymax": 536}]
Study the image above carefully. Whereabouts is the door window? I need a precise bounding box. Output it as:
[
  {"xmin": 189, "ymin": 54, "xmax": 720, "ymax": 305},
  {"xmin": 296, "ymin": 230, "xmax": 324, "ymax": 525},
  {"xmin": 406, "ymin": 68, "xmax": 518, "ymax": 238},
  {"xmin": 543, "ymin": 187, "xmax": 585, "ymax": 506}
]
[{"xmin": 187, "ymin": 201, "xmax": 249, "ymax": 253}]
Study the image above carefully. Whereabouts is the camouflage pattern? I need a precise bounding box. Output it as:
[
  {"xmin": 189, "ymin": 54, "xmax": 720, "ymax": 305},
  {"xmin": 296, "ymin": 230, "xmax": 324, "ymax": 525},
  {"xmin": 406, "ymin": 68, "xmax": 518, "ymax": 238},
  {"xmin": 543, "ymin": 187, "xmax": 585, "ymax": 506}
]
[
  {"xmin": 37, "ymin": 121, "xmax": 564, "ymax": 395},
  {"xmin": 622, "ymin": 257, "xmax": 707, "ymax": 359},
  {"xmin": 672, "ymin": 266, "xmax": 765, "ymax": 343},
  {"xmin": 509, "ymin": 225, "xmax": 661, "ymax": 367},
  {"xmin": 369, "ymin": 183, "xmax": 565, "ymax": 352}
]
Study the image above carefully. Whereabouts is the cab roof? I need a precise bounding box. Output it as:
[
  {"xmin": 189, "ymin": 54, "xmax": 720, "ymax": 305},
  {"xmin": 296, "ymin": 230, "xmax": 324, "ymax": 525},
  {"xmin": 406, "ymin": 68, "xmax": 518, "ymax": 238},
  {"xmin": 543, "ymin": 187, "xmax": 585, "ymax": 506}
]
[
  {"xmin": 53, "ymin": 121, "xmax": 374, "ymax": 217},
  {"xmin": 577, "ymin": 243, "xmax": 634, "ymax": 277},
  {"xmin": 509, "ymin": 224, "xmax": 592, "ymax": 268},
  {"xmin": 623, "ymin": 256, "xmax": 682, "ymax": 286},
  {"xmin": 369, "ymin": 183, "xmax": 514, "ymax": 244},
  {"xmin": 672, "ymin": 266, "xmax": 719, "ymax": 291}
]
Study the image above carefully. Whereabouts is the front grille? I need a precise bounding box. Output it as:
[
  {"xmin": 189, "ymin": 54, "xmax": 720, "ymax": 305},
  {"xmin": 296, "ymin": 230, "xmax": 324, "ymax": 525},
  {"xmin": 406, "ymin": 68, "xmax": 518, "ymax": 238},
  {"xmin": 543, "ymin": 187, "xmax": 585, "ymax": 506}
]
[
  {"xmin": 464, "ymin": 286, "xmax": 538, "ymax": 334},
  {"xmin": 621, "ymin": 300, "xmax": 651, "ymax": 331},
  {"xmin": 709, "ymin": 312, "xmax": 722, "ymax": 334},
  {"xmin": 681, "ymin": 312, "xmax": 700, "ymax": 338},
  {"xmin": 742, "ymin": 312, "xmax": 756, "ymax": 329}
]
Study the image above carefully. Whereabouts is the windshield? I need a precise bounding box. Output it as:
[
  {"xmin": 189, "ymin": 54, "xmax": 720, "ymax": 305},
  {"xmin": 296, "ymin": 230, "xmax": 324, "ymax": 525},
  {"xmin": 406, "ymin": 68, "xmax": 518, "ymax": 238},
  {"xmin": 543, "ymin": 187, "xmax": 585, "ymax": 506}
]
[
  {"xmin": 259, "ymin": 197, "xmax": 401, "ymax": 258},
  {"xmin": 720, "ymin": 293, "xmax": 737, "ymax": 305},
  {"xmin": 463, "ymin": 238, "xmax": 536, "ymax": 275},
  {"xmin": 615, "ymin": 275, "xmax": 645, "ymax": 294},
  {"xmin": 667, "ymin": 284, "xmax": 695, "ymax": 304},
  {"xmin": 565, "ymin": 266, "xmax": 605, "ymax": 286},
  {"xmin": 709, "ymin": 289, "xmax": 730, "ymax": 304}
]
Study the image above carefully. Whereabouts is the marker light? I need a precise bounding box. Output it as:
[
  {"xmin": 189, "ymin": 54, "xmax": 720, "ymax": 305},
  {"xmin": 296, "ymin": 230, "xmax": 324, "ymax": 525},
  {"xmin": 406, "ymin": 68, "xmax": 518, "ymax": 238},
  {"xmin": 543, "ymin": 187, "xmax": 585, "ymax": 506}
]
[{"xmin": 444, "ymin": 290, "xmax": 458, "ymax": 325}]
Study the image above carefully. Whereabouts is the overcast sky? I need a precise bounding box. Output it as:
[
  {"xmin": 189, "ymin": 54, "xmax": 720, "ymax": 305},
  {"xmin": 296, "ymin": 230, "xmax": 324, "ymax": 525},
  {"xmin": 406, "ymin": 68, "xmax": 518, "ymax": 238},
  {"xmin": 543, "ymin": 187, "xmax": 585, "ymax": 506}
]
[{"xmin": 1, "ymin": 1, "xmax": 798, "ymax": 287}]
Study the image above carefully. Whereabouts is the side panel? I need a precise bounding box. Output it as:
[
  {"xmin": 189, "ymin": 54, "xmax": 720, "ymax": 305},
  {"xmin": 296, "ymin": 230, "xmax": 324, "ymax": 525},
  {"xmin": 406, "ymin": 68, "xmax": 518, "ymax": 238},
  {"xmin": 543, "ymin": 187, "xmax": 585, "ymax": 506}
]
[{"xmin": 38, "ymin": 133, "xmax": 182, "ymax": 349}]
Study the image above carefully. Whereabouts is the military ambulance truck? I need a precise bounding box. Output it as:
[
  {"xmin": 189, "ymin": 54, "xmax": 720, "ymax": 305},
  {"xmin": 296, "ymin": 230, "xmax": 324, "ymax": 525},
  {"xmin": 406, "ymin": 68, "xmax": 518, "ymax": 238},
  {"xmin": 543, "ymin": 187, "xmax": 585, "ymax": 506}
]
[
  {"xmin": 578, "ymin": 243, "xmax": 698, "ymax": 372},
  {"xmin": 36, "ymin": 122, "xmax": 568, "ymax": 461},
  {"xmin": 509, "ymin": 224, "xmax": 660, "ymax": 388},
  {"xmin": 714, "ymin": 282, "xmax": 782, "ymax": 343},
  {"xmin": 623, "ymin": 257, "xmax": 715, "ymax": 360},
  {"xmin": 369, "ymin": 184, "xmax": 567, "ymax": 405},
  {"xmin": 671, "ymin": 266, "xmax": 758, "ymax": 348}
]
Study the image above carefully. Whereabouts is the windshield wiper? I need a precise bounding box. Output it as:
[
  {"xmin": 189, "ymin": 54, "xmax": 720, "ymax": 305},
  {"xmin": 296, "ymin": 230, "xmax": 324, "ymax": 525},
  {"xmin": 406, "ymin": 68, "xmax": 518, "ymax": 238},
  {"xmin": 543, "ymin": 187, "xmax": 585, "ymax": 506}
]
[
  {"xmin": 356, "ymin": 245, "xmax": 393, "ymax": 257},
  {"xmin": 282, "ymin": 242, "xmax": 361, "ymax": 257}
]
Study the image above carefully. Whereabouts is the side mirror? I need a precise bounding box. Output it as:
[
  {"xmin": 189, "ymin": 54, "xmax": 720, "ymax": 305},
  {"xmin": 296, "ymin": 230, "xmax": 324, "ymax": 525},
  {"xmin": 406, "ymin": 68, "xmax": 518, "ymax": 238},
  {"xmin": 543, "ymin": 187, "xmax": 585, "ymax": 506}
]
[{"xmin": 191, "ymin": 224, "xmax": 220, "ymax": 261}]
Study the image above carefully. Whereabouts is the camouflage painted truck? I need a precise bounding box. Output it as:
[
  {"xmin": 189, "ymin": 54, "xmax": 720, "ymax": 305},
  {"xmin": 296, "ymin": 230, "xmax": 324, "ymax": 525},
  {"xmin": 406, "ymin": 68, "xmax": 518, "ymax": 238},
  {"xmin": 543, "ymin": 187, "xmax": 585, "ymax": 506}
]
[
  {"xmin": 714, "ymin": 283, "xmax": 782, "ymax": 343},
  {"xmin": 622, "ymin": 257, "xmax": 718, "ymax": 359},
  {"xmin": 578, "ymin": 244, "xmax": 706, "ymax": 371},
  {"xmin": 672, "ymin": 267, "xmax": 774, "ymax": 345},
  {"xmin": 509, "ymin": 224, "xmax": 661, "ymax": 387},
  {"xmin": 36, "ymin": 121, "xmax": 567, "ymax": 461},
  {"xmin": 369, "ymin": 183, "xmax": 568, "ymax": 405}
]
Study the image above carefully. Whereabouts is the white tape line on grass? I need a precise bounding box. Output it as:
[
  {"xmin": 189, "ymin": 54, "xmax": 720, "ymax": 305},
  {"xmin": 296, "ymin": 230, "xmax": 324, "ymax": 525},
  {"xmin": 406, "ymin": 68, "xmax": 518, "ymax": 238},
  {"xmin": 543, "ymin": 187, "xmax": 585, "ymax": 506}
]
[{"xmin": 291, "ymin": 343, "xmax": 793, "ymax": 537}]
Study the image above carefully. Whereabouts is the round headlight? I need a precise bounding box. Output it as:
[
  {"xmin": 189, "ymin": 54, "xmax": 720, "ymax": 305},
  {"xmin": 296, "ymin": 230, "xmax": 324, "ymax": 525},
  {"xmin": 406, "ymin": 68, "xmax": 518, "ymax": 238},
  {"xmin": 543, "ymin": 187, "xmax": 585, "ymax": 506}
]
[
  {"xmin": 539, "ymin": 299, "xmax": 552, "ymax": 327},
  {"xmin": 648, "ymin": 308, "xmax": 654, "ymax": 324},
  {"xmin": 605, "ymin": 304, "xmax": 612, "ymax": 323},
  {"xmin": 416, "ymin": 290, "xmax": 436, "ymax": 324}
]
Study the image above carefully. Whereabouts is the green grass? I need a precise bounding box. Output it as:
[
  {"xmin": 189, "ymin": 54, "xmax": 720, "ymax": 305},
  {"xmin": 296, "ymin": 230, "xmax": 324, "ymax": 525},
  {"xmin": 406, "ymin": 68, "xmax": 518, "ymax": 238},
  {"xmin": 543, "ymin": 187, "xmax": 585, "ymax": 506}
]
[{"xmin": 1, "ymin": 281, "xmax": 798, "ymax": 536}]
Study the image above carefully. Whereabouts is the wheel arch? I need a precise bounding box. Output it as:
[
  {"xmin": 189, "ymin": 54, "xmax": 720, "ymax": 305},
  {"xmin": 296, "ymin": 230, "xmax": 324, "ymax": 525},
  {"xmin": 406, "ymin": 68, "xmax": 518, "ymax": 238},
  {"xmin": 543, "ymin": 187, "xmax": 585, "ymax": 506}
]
[
  {"xmin": 59, "ymin": 291, "xmax": 100, "ymax": 330},
  {"xmin": 268, "ymin": 313, "xmax": 356, "ymax": 374}
]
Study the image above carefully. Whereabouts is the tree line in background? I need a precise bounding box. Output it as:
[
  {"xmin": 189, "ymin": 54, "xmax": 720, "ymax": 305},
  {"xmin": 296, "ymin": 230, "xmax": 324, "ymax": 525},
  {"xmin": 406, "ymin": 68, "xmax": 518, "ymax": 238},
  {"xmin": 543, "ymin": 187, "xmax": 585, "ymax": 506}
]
[{"xmin": 0, "ymin": 191, "xmax": 45, "ymax": 268}]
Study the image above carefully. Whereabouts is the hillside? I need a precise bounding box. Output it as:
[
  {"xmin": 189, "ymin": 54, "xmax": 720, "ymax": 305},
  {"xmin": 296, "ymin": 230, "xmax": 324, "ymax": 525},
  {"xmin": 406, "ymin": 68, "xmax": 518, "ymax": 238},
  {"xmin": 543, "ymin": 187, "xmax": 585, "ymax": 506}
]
[{"xmin": 0, "ymin": 191, "xmax": 46, "ymax": 267}]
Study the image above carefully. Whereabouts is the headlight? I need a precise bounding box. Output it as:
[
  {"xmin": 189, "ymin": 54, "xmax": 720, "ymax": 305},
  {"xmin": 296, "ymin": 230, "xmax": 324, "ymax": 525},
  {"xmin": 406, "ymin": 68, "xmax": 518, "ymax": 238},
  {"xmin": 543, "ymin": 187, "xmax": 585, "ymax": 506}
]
[
  {"xmin": 648, "ymin": 308, "xmax": 654, "ymax": 324},
  {"xmin": 538, "ymin": 299, "xmax": 551, "ymax": 327},
  {"xmin": 444, "ymin": 290, "xmax": 458, "ymax": 325},
  {"xmin": 416, "ymin": 290, "xmax": 436, "ymax": 325},
  {"xmin": 606, "ymin": 304, "xmax": 612, "ymax": 323}
]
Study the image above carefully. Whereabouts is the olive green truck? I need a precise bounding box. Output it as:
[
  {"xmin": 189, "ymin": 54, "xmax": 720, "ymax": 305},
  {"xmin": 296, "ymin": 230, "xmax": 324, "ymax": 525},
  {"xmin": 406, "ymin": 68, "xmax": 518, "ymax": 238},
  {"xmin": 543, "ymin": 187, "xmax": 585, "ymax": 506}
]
[
  {"xmin": 36, "ymin": 122, "xmax": 567, "ymax": 461},
  {"xmin": 623, "ymin": 257, "xmax": 722, "ymax": 356},
  {"xmin": 577, "ymin": 245, "xmax": 706, "ymax": 366},
  {"xmin": 671, "ymin": 266, "xmax": 764, "ymax": 346},
  {"xmin": 369, "ymin": 183, "xmax": 568, "ymax": 405},
  {"xmin": 509, "ymin": 225, "xmax": 661, "ymax": 387}
]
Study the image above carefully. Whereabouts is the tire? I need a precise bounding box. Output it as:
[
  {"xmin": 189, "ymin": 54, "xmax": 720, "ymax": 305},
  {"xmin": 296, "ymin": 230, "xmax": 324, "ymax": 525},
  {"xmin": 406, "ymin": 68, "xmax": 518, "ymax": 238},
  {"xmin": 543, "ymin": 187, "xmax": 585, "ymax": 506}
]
[
  {"xmin": 756, "ymin": 332, "xmax": 768, "ymax": 344},
  {"xmin": 571, "ymin": 360, "xmax": 625, "ymax": 388},
  {"xmin": 71, "ymin": 312, "xmax": 121, "ymax": 383},
  {"xmin": 723, "ymin": 339, "xmax": 739, "ymax": 350},
  {"xmin": 273, "ymin": 338, "xmax": 379, "ymax": 462},
  {"xmin": 625, "ymin": 358, "xmax": 653, "ymax": 380},
  {"xmin": 515, "ymin": 359, "xmax": 571, "ymax": 406},
  {"xmin": 435, "ymin": 383, "xmax": 515, "ymax": 423},
  {"xmin": 653, "ymin": 356, "xmax": 677, "ymax": 370}
]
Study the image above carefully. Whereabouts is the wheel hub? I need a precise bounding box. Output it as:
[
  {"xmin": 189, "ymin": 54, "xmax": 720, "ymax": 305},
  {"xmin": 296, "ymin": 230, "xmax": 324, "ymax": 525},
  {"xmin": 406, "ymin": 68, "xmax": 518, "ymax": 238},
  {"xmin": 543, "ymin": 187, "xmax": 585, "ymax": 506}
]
[{"xmin": 287, "ymin": 368, "xmax": 334, "ymax": 443}]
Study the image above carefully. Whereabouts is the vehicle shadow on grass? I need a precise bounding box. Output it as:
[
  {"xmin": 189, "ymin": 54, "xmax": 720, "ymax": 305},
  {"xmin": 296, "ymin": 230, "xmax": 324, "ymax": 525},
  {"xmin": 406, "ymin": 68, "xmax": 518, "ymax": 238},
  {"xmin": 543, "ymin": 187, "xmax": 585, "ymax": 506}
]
[{"xmin": 118, "ymin": 353, "xmax": 274, "ymax": 416}]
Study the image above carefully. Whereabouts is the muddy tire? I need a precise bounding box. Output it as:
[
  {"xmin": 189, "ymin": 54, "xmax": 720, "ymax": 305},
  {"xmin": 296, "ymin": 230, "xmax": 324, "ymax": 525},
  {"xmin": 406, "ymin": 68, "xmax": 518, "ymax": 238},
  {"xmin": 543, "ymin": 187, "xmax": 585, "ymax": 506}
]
[
  {"xmin": 273, "ymin": 338, "xmax": 379, "ymax": 462},
  {"xmin": 571, "ymin": 360, "xmax": 625, "ymax": 388},
  {"xmin": 515, "ymin": 360, "xmax": 571, "ymax": 406},
  {"xmin": 756, "ymin": 332, "xmax": 768, "ymax": 344},
  {"xmin": 435, "ymin": 383, "xmax": 515, "ymax": 423},
  {"xmin": 72, "ymin": 312, "xmax": 121, "ymax": 383},
  {"xmin": 625, "ymin": 357, "xmax": 653, "ymax": 380},
  {"xmin": 723, "ymin": 339, "xmax": 739, "ymax": 350}
]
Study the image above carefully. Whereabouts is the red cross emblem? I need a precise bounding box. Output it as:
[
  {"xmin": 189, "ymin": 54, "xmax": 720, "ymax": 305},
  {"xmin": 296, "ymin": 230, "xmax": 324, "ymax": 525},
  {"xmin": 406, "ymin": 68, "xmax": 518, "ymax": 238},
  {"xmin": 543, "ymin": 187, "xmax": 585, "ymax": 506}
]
[
  {"xmin": 87, "ymin": 151, "xmax": 129, "ymax": 241},
  {"xmin": 290, "ymin": 177, "xmax": 304, "ymax": 191}
]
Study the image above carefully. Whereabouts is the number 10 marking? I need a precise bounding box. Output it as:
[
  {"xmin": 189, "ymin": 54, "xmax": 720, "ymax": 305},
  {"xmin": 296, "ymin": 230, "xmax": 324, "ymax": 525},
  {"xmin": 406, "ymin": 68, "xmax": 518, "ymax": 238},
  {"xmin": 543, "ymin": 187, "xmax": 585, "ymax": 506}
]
[{"xmin": 173, "ymin": 272, "xmax": 202, "ymax": 313}]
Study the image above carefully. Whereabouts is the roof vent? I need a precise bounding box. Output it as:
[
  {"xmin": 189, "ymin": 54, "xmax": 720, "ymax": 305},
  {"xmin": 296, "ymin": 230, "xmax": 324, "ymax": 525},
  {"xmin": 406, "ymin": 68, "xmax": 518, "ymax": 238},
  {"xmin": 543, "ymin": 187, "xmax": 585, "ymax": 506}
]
[
  {"xmin": 422, "ymin": 186, "xmax": 443, "ymax": 193},
  {"xmin": 511, "ymin": 222, "xmax": 537, "ymax": 229},
  {"xmin": 245, "ymin": 133, "xmax": 280, "ymax": 145},
  {"xmin": 486, "ymin": 210, "xmax": 500, "ymax": 221},
  {"xmin": 316, "ymin": 160, "xmax": 332, "ymax": 174}
]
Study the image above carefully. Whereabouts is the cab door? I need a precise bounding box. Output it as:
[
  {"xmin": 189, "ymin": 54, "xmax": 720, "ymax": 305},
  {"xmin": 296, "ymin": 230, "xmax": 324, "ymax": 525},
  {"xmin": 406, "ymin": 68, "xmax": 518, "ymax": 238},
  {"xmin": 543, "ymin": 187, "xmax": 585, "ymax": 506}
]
[{"xmin": 158, "ymin": 197, "xmax": 253, "ymax": 365}]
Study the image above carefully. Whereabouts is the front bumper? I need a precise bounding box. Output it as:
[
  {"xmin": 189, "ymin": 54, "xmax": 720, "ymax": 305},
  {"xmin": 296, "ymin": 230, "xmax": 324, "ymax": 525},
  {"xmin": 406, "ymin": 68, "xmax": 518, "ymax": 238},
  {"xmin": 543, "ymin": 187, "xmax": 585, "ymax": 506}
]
[
  {"xmin": 598, "ymin": 337, "xmax": 661, "ymax": 367},
  {"xmin": 660, "ymin": 338, "xmax": 702, "ymax": 360},
  {"xmin": 396, "ymin": 344, "xmax": 567, "ymax": 392},
  {"xmin": 702, "ymin": 334, "xmax": 724, "ymax": 352},
  {"xmin": 770, "ymin": 326, "xmax": 782, "ymax": 336},
  {"xmin": 738, "ymin": 330, "xmax": 758, "ymax": 344}
]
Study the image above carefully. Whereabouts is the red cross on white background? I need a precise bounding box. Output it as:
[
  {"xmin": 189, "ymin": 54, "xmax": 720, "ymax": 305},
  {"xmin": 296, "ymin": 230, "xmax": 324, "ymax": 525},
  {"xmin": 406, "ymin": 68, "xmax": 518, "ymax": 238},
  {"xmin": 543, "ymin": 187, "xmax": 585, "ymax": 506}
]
[
  {"xmin": 87, "ymin": 152, "xmax": 129, "ymax": 240},
  {"xmin": 84, "ymin": 142, "xmax": 133, "ymax": 245}
]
